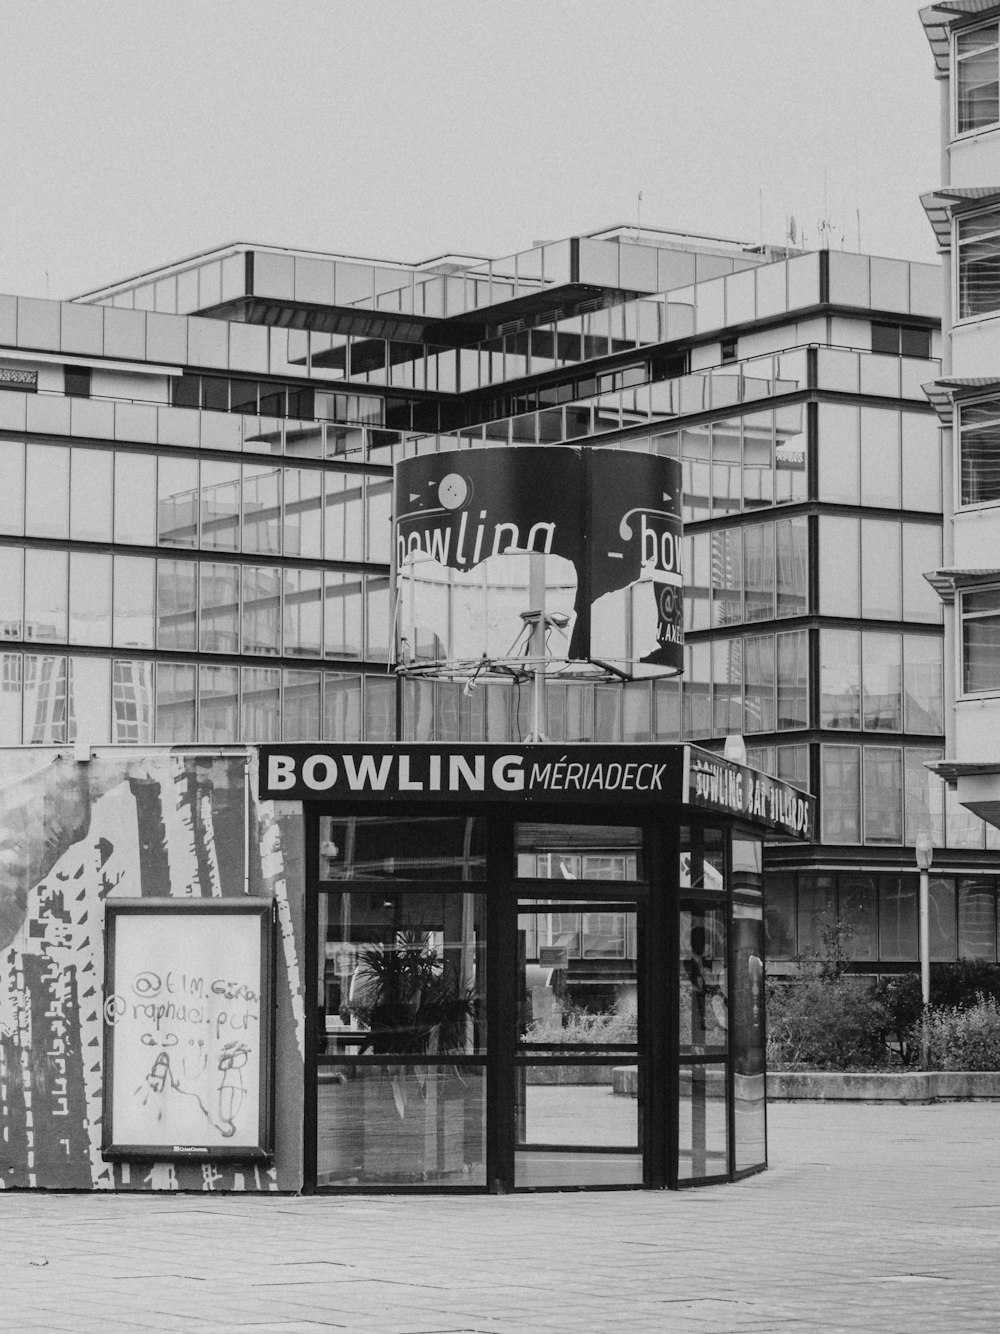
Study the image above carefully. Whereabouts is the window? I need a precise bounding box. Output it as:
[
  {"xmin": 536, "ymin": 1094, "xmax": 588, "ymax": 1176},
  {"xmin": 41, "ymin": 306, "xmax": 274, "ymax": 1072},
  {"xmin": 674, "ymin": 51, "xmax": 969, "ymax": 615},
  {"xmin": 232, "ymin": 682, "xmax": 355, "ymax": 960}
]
[
  {"xmin": 957, "ymin": 210, "xmax": 1000, "ymax": 319},
  {"xmin": 63, "ymin": 365, "xmax": 91, "ymax": 398},
  {"xmin": 959, "ymin": 397, "xmax": 1000, "ymax": 504},
  {"xmin": 955, "ymin": 23, "xmax": 999, "ymax": 135},
  {"xmin": 962, "ymin": 587, "xmax": 1000, "ymax": 693},
  {"xmin": 870, "ymin": 323, "xmax": 931, "ymax": 359}
]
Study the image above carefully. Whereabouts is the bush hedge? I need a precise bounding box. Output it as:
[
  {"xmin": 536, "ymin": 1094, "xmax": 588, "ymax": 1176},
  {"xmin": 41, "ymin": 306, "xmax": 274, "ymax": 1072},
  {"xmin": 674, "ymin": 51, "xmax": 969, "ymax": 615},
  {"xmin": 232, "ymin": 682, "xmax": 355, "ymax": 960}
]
[{"xmin": 766, "ymin": 920, "xmax": 1000, "ymax": 1071}]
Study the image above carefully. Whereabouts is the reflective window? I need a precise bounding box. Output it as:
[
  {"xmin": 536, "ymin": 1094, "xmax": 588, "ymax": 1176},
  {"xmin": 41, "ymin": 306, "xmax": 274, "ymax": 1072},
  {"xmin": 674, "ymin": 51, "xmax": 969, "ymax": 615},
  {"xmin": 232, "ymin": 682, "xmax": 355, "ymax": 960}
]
[
  {"xmin": 859, "ymin": 408, "xmax": 900, "ymax": 509},
  {"xmin": 113, "ymin": 660, "xmax": 153, "ymax": 743},
  {"xmin": 956, "ymin": 24, "xmax": 1000, "ymax": 135},
  {"xmin": 838, "ymin": 874, "xmax": 877, "ymax": 960},
  {"xmin": 863, "ymin": 747, "xmax": 902, "ymax": 844},
  {"xmin": 324, "ymin": 673, "xmax": 362, "ymax": 740},
  {"xmin": 818, "ymin": 403, "xmax": 859, "ymax": 504},
  {"xmin": 861, "ymin": 521, "xmax": 900, "ymax": 619},
  {"xmin": 879, "ymin": 876, "xmax": 917, "ymax": 961},
  {"xmin": 962, "ymin": 587, "xmax": 1000, "ymax": 693},
  {"xmin": 156, "ymin": 559, "xmax": 197, "ymax": 651},
  {"xmin": 157, "ymin": 455, "xmax": 199, "ymax": 547},
  {"xmin": 958, "ymin": 879, "xmax": 996, "ymax": 960},
  {"xmin": 200, "ymin": 562, "xmax": 240, "ymax": 654},
  {"xmin": 199, "ymin": 664, "xmax": 239, "ymax": 742},
  {"xmin": 958, "ymin": 210, "xmax": 1000, "ymax": 319},
  {"xmin": 113, "ymin": 556, "xmax": 155, "ymax": 649},
  {"xmin": 821, "ymin": 744, "xmax": 860, "ymax": 843},
  {"xmin": 69, "ymin": 552, "xmax": 111, "ymax": 646},
  {"xmin": 23, "ymin": 654, "xmax": 70, "ymax": 743},
  {"xmin": 929, "ymin": 877, "xmax": 958, "ymax": 961},
  {"xmin": 25, "ymin": 443, "xmax": 69, "ymax": 539},
  {"xmin": 325, "ymin": 570, "xmax": 365, "ymax": 658},
  {"xmin": 24, "ymin": 548, "xmax": 67, "ymax": 642},
  {"xmin": 0, "ymin": 441, "xmax": 24, "ymax": 534},
  {"xmin": 861, "ymin": 632, "xmax": 901, "ymax": 731},
  {"xmin": 155, "ymin": 662, "xmax": 196, "ymax": 742},
  {"xmin": 242, "ymin": 464, "xmax": 282, "ymax": 555},
  {"xmin": 821, "ymin": 629, "xmax": 860, "ymax": 728},
  {"xmin": 819, "ymin": 516, "xmax": 859, "ymax": 618},
  {"xmin": 284, "ymin": 469, "xmax": 323, "ymax": 560},
  {"xmin": 283, "ymin": 568, "xmax": 322, "ymax": 657},
  {"xmin": 776, "ymin": 516, "xmax": 808, "ymax": 617},
  {"xmin": 0, "ymin": 547, "xmax": 23, "ymax": 639},
  {"xmin": 200, "ymin": 459, "xmax": 241, "ymax": 552},
  {"xmin": 70, "ymin": 448, "xmax": 113, "ymax": 542},
  {"xmin": 324, "ymin": 470, "xmax": 364, "ymax": 561},
  {"xmin": 283, "ymin": 668, "xmax": 321, "ymax": 741},
  {"xmin": 901, "ymin": 413, "xmax": 941, "ymax": 512},
  {"xmin": 959, "ymin": 397, "xmax": 1000, "ymax": 505},
  {"xmin": 114, "ymin": 452, "xmax": 156, "ymax": 545},
  {"xmin": 241, "ymin": 665, "xmax": 280, "ymax": 741},
  {"xmin": 242, "ymin": 566, "xmax": 281, "ymax": 656}
]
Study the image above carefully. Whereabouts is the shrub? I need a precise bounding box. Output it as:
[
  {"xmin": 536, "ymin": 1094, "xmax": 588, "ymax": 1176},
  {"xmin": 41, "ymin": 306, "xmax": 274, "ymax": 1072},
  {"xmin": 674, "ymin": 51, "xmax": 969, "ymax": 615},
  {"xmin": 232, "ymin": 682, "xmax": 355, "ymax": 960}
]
[
  {"xmin": 526, "ymin": 1006, "xmax": 637, "ymax": 1045},
  {"xmin": 766, "ymin": 973, "xmax": 888, "ymax": 1070},
  {"xmin": 919, "ymin": 994, "xmax": 1000, "ymax": 1071},
  {"xmin": 872, "ymin": 974, "xmax": 923, "ymax": 1066}
]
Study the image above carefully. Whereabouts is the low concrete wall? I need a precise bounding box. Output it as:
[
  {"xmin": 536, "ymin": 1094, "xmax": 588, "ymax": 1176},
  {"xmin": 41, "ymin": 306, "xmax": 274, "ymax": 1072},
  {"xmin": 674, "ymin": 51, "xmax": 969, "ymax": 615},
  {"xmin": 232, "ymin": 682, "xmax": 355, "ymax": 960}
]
[{"xmin": 768, "ymin": 1071, "xmax": 1000, "ymax": 1103}]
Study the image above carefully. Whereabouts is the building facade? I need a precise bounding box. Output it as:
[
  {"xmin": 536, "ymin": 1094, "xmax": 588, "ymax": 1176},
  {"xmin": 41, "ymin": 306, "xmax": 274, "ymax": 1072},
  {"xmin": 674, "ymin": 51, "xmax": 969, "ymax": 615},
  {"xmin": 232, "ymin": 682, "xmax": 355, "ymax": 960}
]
[
  {"xmin": 920, "ymin": 3, "xmax": 1000, "ymax": 859},
  {"xmin": 1, "ymin": 223, "xmax": 991, "ymax": 979},
  {"xmin": 4, "ymin": 218, "xmax": 997, "ymax": 1190}
]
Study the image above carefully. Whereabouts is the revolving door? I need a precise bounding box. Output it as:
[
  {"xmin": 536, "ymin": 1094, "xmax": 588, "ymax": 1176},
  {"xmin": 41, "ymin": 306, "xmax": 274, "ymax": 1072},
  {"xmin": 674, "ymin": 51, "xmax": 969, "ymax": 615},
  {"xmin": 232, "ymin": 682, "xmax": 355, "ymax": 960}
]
[{"xmin": 303, "ymin": 806, "xmax": 767, "ymax": 1193}]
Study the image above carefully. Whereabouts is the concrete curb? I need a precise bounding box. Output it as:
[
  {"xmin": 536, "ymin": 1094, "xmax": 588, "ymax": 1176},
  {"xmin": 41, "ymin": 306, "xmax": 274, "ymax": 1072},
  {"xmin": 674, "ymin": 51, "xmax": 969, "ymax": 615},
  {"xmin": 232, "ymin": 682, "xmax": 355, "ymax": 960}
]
[{"xmin": 767, "ymin": 1070, "xmax": 1000, "ymax": 1102}]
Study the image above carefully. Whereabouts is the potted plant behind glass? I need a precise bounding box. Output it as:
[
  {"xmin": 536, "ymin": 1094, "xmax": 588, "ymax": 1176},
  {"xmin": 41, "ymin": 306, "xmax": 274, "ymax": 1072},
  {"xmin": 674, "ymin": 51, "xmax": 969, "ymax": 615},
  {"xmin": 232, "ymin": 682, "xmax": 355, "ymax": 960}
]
[{"xmin": 347, "ymin": 931, "xmax": 478, "ymax": 1180}]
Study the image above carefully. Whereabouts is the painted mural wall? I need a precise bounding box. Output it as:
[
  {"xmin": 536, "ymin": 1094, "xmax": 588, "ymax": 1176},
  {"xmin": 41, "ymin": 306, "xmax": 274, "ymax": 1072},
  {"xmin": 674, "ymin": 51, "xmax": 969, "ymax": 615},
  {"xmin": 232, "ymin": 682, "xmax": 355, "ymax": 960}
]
[{"xmin": 0, "ymin": 747, "xmax": 305, "ymax": 1191}]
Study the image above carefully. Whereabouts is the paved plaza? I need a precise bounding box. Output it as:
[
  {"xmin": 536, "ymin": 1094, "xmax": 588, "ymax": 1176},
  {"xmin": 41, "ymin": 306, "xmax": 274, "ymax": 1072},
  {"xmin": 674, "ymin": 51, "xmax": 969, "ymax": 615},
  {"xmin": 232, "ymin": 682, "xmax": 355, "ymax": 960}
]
[{"xmin": 2, "ymin": 1101, "xmax": 1000, "ymax": 1333}]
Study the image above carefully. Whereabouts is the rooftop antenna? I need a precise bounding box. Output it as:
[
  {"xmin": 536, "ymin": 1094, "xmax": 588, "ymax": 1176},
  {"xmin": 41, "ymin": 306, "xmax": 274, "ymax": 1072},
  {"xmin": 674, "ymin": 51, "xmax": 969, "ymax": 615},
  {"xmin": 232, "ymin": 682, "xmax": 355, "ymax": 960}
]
[
  {"xmin": 856, "ymin": 208, "xmax": 862, "ymax": 253},
  {"xmin": 637, "ymin": 190, "xmax": 643, "ymax": 234}
]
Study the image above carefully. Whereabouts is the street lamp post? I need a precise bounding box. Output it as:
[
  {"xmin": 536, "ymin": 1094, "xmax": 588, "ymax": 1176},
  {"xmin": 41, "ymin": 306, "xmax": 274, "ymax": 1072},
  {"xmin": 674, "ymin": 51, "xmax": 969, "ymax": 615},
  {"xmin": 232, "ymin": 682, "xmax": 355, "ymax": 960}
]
[{"xmin": 915, "ymin": 831, "xmax": 934, "ymax": 1065}]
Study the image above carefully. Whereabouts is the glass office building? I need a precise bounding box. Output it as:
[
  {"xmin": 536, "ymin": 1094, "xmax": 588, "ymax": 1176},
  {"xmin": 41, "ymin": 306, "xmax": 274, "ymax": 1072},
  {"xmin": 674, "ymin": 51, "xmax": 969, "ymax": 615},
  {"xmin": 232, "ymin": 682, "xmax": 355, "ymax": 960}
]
[
  {"xmin": 5, "ymin": 220, "xmax": 999, "ymax": 1192},
  {"xmin": 1, "ymin": 224, "xmax": 994, "ymax": 980}
]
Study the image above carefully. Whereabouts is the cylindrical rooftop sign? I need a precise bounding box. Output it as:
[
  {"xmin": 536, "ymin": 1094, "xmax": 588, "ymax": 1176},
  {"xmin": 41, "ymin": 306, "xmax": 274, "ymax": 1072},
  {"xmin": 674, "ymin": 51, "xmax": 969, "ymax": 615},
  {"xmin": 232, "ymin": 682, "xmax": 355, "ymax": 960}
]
[{"xmin": 394, "ymin": 447, "xmax": 682, "ymax": 678}]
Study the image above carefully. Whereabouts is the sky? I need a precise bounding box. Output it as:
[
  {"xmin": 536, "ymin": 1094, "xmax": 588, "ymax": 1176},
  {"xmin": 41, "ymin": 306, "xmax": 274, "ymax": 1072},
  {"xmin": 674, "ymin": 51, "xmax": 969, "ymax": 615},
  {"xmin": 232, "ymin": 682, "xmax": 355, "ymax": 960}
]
[{"xmin": 0, "ymin": 0, "xmax": 942, "ymax": 301}]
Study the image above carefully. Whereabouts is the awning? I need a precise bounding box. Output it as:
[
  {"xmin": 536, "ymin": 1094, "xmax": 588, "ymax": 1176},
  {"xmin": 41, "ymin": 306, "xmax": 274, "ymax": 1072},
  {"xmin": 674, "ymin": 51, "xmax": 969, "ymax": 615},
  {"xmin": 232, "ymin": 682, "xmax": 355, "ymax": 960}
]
[
  {"xmin": 923, "ymin": 566, "xmax": 1000, "ymax": 600},
  {"xmin": 920, "ymin": 2, "xmax": 1000, "ymax": 73},
  {"xmin": 920, "ymin": 186, "xmax": 1000, "ymax": 249},
  {"xmin": 922, "ymin": 375, "xmax": 1000, "ymax": 420}
]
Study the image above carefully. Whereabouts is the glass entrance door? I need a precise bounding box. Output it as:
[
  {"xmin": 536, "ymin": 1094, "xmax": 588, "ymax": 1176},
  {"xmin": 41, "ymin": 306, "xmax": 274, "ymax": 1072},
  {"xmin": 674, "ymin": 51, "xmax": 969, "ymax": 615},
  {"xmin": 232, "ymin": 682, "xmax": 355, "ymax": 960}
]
[
  {"xmin": 512, "ymin": 821, "xmax": 645, "ymax": 1188},
  {"xmin": 515, "ymin": 899, "xmax": 643, "ymax": 1187}
]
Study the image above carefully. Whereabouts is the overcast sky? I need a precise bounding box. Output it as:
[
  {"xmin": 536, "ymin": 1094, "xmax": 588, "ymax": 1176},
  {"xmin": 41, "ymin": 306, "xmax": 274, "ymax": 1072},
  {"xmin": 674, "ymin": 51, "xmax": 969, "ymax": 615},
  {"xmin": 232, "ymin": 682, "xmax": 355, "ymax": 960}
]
[{"xmin": 0, "ymin": 0, "xmax": 942, "ymax": 301}]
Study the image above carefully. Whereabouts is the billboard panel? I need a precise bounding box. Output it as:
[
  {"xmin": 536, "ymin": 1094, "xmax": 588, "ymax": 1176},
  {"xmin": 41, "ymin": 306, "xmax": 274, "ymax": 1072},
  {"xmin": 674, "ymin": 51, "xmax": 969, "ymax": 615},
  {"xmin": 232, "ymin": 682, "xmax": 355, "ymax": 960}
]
[{"xmin": 394, "ymin": 447, "xmax": 682, "ymax": 679}]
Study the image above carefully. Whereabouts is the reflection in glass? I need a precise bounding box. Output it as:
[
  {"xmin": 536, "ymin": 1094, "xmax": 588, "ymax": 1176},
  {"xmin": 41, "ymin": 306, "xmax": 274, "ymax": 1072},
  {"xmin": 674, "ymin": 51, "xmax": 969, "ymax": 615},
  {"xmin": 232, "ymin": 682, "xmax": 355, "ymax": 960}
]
[
  {"xmin": 680, "ymin": 906, "xmax": 727, "ymax": 1054},
  {"xmin": 112, "ymin": 556, "xmax": 155, "ymax": 648},
  {"xmin": 0, "ymin": 546, "xmax": 24, "ymax": 639},
  {"xmin": 241, "ymin": 666, "xmax": 280, "ymax": 741},
  {"xmin": 114, "ymin": 452, "xmax": 157, "ymax": 546},
  {"xmin": 315, "ymin": 890, "xmax": 486, "ymax": 1187},
  {"xmin": 24, "ymin": 548, "xmax": 68, "ymax": 642},
  {"xmin": 242, "ymin": 566, "xmax": 281, "ymax": 656},
  {"xmin": 155, "ymin": 662, "xmax": 196, "ymax": 742},
  {"xmin": 199, "ymin": 664, "xmax": 238, "ymax": 742},
  {"xmin": 69, "ymin": 552, "xmax": 111, "ymax": 646},
  {"xmin": 515, "ymin": 824, "xmax": 641, "ymax": 880},
  {"xmin": 200, "ymin": 459, "xmax": 241, "ymax": 552},
  {"xmin": 319, "ymin": 816, "xmax": 485, "ymax": 881},
  {"xmin": 23, "ymin": 654, "xmax": 70, "ymax": 743},
  {"xmin": 70, "ymin": 448, "xmax": 113, "ymax": 542},
  {"xmin": 157, "ymin": 455, "xmax": 199, "ymax": 547},
  {"xmin": 25, "ymin": 444, "xmax": 69, "ymax": 539},
  {"xmin": 0, "ymin": 440, "xmax": 25, "ymax": 534},
  {"xmin": 157, "ymin": 559, "xmax": 197, "ymax": 651},
  {"xmin": 243, "ymin": 464, "xmax": 282, "ymax": 555},
  {"xmin": 678, "ymin": 1064, "xmax": 727, "ymax": 1181},
  {"xmin": 282, "ymin": 668, "xmax": 320, "ymax": 741},
  {"xmin": 200, "ymin": 562, "xmax": 239, "ymax": 654},
  {"xmin": 113, "ymin": 660, "xmax": 153, "ymax": 743},
  {"xmin": 732, "ymin": 902, "xmax": 765, "ymax": 1172}
]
